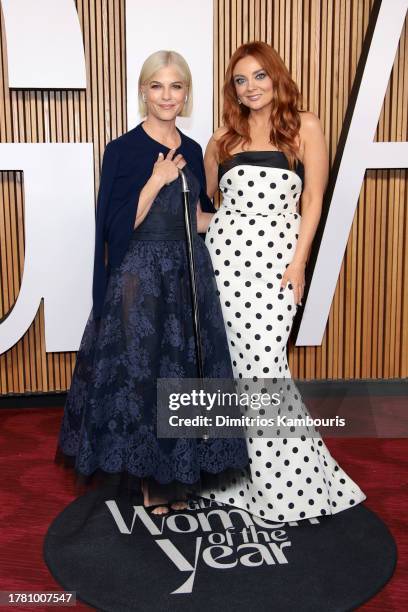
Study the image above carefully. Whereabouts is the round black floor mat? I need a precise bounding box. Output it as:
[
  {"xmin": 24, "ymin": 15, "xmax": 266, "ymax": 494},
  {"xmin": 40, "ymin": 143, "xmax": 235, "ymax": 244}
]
[{"xmin": 44, "ymin": 486, "xmax": 397, "ymax": 612}]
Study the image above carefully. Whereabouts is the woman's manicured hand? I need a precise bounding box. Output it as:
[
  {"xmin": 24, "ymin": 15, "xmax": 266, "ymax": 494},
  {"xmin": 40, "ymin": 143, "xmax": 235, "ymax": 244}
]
[
  {"xmin": 152, "ymin": 149, "xmax": 186, "ymax": 186},
  {"xmin": 280, "ymin": 261, "xmax": 306, "ymax": 306}
]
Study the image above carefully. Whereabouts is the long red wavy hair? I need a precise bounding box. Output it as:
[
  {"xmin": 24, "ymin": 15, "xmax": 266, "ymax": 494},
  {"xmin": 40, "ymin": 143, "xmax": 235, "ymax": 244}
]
[{"xmin": 218, "ymin": 42, "xmax": 302, "ymax": 170}]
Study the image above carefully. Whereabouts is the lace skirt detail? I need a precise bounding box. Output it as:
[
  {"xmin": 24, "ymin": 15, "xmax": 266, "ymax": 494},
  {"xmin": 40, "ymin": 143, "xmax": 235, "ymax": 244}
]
[{"xmin": 55, "ymin": 236, "xmax": 249, "ymax": 500}]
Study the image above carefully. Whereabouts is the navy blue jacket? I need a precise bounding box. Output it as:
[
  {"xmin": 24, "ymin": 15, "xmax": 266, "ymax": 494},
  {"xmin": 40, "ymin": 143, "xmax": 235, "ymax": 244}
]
[{"xmin": 92, "ymin": 122, "xmax": 214, "ymax": 319}]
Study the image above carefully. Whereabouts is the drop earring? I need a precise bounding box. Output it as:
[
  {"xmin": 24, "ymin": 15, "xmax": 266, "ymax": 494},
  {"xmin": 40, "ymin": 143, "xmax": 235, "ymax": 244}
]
[
  {"xmin": 142, "ymin": 93, "xmax": 146, "ymax": 102},
  {"xmin": 237, "ymin": 97, "xmax": 242, "ymax": 105}
]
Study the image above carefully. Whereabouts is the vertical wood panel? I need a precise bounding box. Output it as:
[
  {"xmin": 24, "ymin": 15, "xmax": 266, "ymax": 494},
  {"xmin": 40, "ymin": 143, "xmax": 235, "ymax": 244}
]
[
  {"xmin": 0, "ymin": 1, "xmax": 407, "ymax": 393},
  {"xmin": 0, "ymin": 0, "xmax": 127, "ymax": 393}
]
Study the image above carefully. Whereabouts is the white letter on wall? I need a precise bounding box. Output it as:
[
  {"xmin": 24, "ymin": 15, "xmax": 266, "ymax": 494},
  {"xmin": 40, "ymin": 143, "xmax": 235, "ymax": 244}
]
[
  {"xmin": 296, "ymin": 0, "xmax": 408, "ymax": 345},
  {"xmin": 0, "ymin": 145, "xmax": 94, "ymax": 353},
  {"xmin": 126, "ymin": 0, "xmax": 213, "ymax": 149},
  {"xmin": 1, "ymin": 0, "xmax": 86, "ymax": 89}
]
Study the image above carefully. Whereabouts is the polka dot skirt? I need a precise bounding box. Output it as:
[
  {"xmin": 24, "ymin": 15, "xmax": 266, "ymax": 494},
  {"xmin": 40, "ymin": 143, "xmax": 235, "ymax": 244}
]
[{"xmin": 200, "ymin": 158, "xmax": 366, "ymax": 522}]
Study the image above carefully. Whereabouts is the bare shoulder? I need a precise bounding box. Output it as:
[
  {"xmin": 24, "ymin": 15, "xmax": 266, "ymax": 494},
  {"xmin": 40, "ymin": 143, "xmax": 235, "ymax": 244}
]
[
  {"xmin": 298, "ymin": 111, "xmax": 329, "ymax": 181},
  {"xmin": 205, "ymin": 126, "xmax": 228, "ymax": 162},
  {"xmin": 299, "ymin": 111, "xmax": 324, "ymax": 135}
]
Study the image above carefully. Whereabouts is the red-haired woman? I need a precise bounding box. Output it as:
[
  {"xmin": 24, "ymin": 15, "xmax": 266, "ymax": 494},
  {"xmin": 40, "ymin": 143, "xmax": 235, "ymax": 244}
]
[{"xmin": 201, "ymin": 42, "xmax": 366, "ymax": 522}]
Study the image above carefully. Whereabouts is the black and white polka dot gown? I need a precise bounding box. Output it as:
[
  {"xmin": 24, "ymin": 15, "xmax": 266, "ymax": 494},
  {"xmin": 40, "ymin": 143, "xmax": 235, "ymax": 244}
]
[{"xmin": 200, "ymin": 151, "xmax": 366, "ymax": 521}]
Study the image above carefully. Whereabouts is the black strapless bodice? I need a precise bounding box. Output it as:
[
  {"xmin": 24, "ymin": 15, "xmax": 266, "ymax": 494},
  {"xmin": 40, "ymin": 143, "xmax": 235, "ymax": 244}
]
[{"xmin": 218, "ymin": 150, "xmax": 304, "ymax": 184}]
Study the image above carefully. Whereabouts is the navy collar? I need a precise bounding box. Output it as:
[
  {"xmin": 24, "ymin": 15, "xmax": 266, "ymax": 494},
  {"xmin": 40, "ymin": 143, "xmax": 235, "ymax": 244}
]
[{"xmin": 136, "ymin": 121, "xmax": 186, "ymax": 153}]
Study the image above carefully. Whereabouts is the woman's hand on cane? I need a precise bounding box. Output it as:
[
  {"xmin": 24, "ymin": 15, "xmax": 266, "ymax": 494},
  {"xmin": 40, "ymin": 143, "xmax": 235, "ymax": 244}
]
[
  {"xmin": 152, "ymin": 149, "xmax": 186, "ymax": 187},
  {"xmin": 135, "ymin": 150, "xmax": 186, "ymax": 229}
]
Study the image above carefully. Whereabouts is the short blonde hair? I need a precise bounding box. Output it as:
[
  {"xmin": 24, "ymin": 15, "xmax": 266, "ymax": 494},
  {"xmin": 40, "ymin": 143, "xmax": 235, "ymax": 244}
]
[{"xmin": 138, "ymin": 50, "xmax": 193, "ymax": 117}]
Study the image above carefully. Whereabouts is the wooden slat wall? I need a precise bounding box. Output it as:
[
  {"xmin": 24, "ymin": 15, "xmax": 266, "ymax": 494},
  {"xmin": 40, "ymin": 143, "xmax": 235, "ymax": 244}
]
[
  {"xmin": 0, "ymin": 0, "xmax": 407, "ymax": 392},
  {"xmin": 0, "ymin": 0, "xmax": 127, "ymax": 393}
]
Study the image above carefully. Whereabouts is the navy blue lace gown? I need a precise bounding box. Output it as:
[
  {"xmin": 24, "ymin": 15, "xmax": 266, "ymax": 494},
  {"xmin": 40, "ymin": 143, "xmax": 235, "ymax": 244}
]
[{"xmin": 55, "ymin": 156, "xmax": 249, "ymax": 502}]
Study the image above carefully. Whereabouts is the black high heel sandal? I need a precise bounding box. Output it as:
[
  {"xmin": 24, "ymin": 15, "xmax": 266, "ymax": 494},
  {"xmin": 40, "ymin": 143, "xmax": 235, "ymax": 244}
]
[
  {"xmin": 146, "ymin": 503, "xmax": 170, "ymax": 515},
  {"xmin": 169, "ymin": 500, "xmax": 188, "ymax": 511}
]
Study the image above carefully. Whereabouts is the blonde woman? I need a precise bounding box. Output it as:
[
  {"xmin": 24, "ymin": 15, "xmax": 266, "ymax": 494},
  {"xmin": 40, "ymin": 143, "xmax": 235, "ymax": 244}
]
[{"xmin": 55, "ymin": 50, "xmax": 248, "ymax": 515}]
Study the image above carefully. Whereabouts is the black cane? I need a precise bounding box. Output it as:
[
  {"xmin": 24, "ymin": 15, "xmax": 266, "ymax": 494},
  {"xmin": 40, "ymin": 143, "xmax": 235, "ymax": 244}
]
[{"xmin": 179, "ymin": 168, "xmax": 209, "ymax": 441}]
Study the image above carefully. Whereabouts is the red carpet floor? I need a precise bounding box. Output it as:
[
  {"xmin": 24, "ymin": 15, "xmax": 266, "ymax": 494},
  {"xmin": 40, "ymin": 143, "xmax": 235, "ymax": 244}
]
[{"xmin": 0, "ymin": 406, "xmax": 406, "ymax": 611}]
